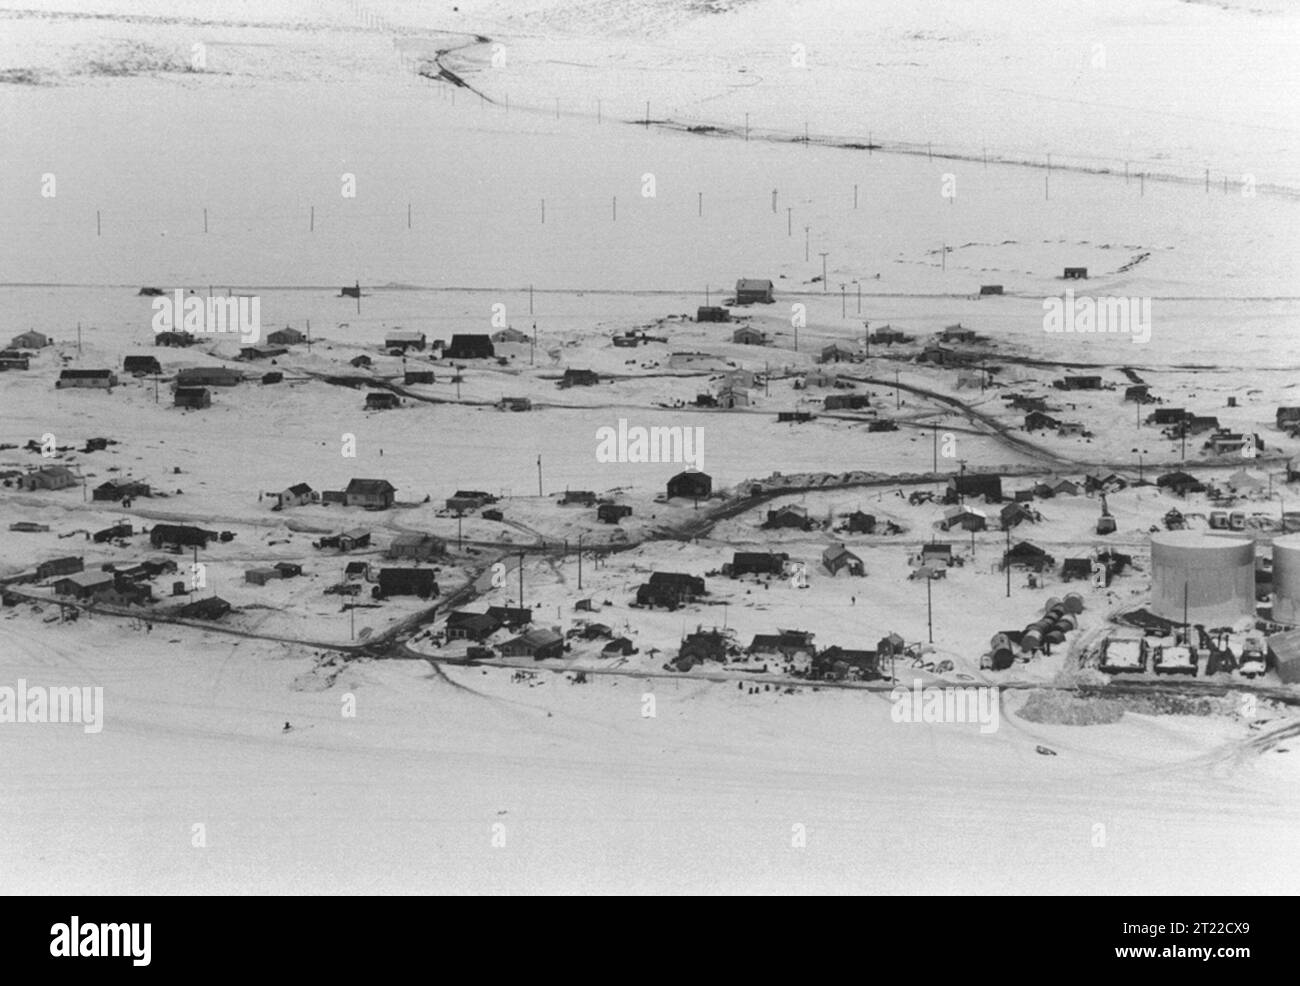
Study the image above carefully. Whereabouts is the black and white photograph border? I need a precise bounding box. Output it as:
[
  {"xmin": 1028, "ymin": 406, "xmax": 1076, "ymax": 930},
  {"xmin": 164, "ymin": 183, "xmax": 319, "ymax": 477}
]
[{"xmin": 1, "ymin": 0, "xmax": 1298, "ymax": 897}]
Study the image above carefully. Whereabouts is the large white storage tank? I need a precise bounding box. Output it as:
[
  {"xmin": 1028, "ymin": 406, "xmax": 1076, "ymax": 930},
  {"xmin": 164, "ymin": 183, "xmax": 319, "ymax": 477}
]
[
  {"xmin": 1149, "ymin": 531, "xmax": 1255, "ymax": 625},
  {"xmin": 1272, "ymin": 533, "xmax": 1300, "ymax": 624}
]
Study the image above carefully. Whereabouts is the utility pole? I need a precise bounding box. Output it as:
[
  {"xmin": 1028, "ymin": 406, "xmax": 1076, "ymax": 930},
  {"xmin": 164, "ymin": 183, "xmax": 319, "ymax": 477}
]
[
  {"xmin": 804, "ymin": 225, "xmax": 810, "ymax": 261},
  {"xmin": 518, "ymin": 552, "xmax": 525, "ymax": 609},
  {"xmin": 819, "ymin": 252, "xmax": 828, "ymax": 291},
  {"xmin": 536, "ymin": 455, "xmax": 542, "ymax": 496},
  {"xmin": 840, "ymin": 283, "xmax": 846, "ymax": 318},
  {"xmin": 577, "ymin": 533, "xmax": 583, "ymax": 591},
  {"xmin": 926, "ymin": 572, "xmax": 933, "ymax": 644},
  {"xmin": 932, "ymin": 421, "xmax": 938, "ymax": 473},
  {"xmin": 1005, "ymin": 527, "xmax": 1011, "ymax": 598},
  {"xmin": 895, "ymin": 367, "xmax": 900, "ymax": 408}
]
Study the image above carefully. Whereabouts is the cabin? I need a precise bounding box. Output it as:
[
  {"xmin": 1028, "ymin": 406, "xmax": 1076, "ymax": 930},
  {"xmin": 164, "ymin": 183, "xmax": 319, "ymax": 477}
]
[
  {"xmin": 717, "ymin": 386, "xmax": 749, "ymax": 409},
  {"xmin": 387, "ymin": 533, "xmax": 445, "ymax": 560},
  {"xmin": 801, "ymin": 369, "xmax": 839, "ymax": 389},
  {"xmin": 778, "ymin": 411, "xmax": 817, "ymax": 423},
  {"xmin": 384, "ymin": 330, "xmax": 426, "ymax": 352},
  {"xmin": 822, "ymin": 543, "xmax": 864, "ymax": 576},
  {"xmin": 636, "ymin": 572, "xmax": 706, "ymax": 609},
  {"xmin": 945, "ymin": 474, "xmax": 1003, "ymax": 504},
  {"xmin": 1054, "ymin": 375, "xmax": 1102, "ymax": 391},
  {"xmin": 0, "ymin": 353, "xmax": 30, "ymax": 370},
  {"xmin": 444, "ymin": 334, "xmax": 495, "ymax": 360},
  {"xmin": 764, "ymin": 504, "xmax": 813, "ymax": 530},
  {"xmin": 239, "ymin": 345, "xmax": 287, "ymax": 361},
  {"xmin": 666, "ymin": 470, "xmax": 712, "ymax": 500},
  {"xmin": 917, "ymin": 344, "xmax": 962, "ymax": 366},
  {"xmin": 446, "ymin": 610, "xmax": 503, "ymax": 642},
  {"xmin": 748, "ymin": 630, "xmax": 815, "ymax": 659},
  {"xmin": 1060, "ymin": 558, "xmax": 1096, "ymax": 583},
  {"xmin": 344, "ymin": 561, "xmax": 370, "ymax": 582},
  {"xmin": 19, "ymin": 466, "xmax": 77, "ymax": 491},
  {"xmin": 176, "ymin": 367, "xmax": 241, "ymax": 387},
  {"xmin": 728, "ymin": 552, "xmax": 788, "ymax": 576},
  {"xmin": 36, "ymin": 556, "xmax": 84, "ymax": 580},
  {"xmin": 1057, "ymin": 422, "xmax": 1086, "ymax": 437},
  {"xmin": 375, "ymin": 568, "xmax": 438, "ymax": 599},
  {"xmin": 1000, "ymin": 503, "xmax": 1039, "ymax": 530},
  {"xmin": 1148, "ymin": 407, "xmax": 1188, "ymax": 426},
  {"xmin": 678, "ymin": 629, "xmax": 729, "ymax": 665},
  {"xmin": 735, "ymin": 278, "xmax": 774, "ymax": 304},
  {"xmin": 123, "ymin": 355, "xmax": 162, "ymax": 376},
  {"xmin": 274, "ymin": 562, "xmax": 302, "ymax": 579},
  {"xmin": 612, "ymin": 334, "xmax": 640, "ymax": 348},
  {"xmin": 404, "ymin": 370, "xmax": 435, "ymax": 385},
  {"xmin": 560, "ymin": 490, "xmax": 597, "ymax": 507},
  {"xmin": 498, "ymin": 397, "xmax": 531, "ymax": 412},
  {"xmin": 870, "ymin": 326, "xmax": 908, "ymax": 344},
  {"xmin": 732, "ymin": 326, "xmax": 768, "ymax": 346},
  {"xmin": 178, "ymin": 596, "xmax": 232, "ymax": 620},
  {"xmin": 92, "ymin": 479, "xmax": 149, "ymax": 502},
  {"xmin": 1124, "ymin": 385, "xmax": 1151, "ymax": 403},
  {"xmin": 560, "ymin": 368, "xmax": 600, "ymax": 388},
  {"xmin": 824, "ymin": 393, "xmax": 871, "ymax": 411},
  {"xmin": 919, "ymin": 543, "xmax": 954, "ymax": 569},
  {"xmin": 1186, "ymin": 415, "xmax": 1220, "ymax": 435},
  {"xmin": 266, "ymin": 327, "xmax": 305, "ymax": 346},
  {"xmin": 1277, "ymin": 407, "xmax": 1300, "ymax": 430},
  {"xmin": 53, "ymin": 571, "xmax": 117, "ymax": 600},
  {"xmin": 150, "ymin": 524, "xmax": 217, "ymax": 549},
  {"xmin": 1206, "ymin": 432, "xmax": 1263, "ymax": 455},
  {"xmin": 350, "ymin": 355, "xmax": 372, "ymax": 369},
  {"xmin": 978, "ymin": 285, "xmax": 1003, "ymax": 296},
  {"xmin": 597, "ymin": 503, "xmax": 633, "ymax": 524},
  {"xmin": 491, "ymin": 327, "xmax": 530, "ymax": 344},
  {"xmin": 1156, "ymin": 471, "xmax": 1206, "ymax": 496},
  {"xmin": 174, "ymin": 386, "xmax": 211, "ymax": 409},
  {"xmin": 338, "ymin": 528, "xmax": 371, "ymax": 552},
  {"xmin": 812, "ymin": 646, "xmax": 881, "ymax": 681},
  {"xmin": 844, "ymin": 510, "xmax": 876, "ymax": 533},
  {"xmin": 941, "ymin": 505, "xmax": 987, "ymax": 532},
  {"xmin": 447, "ymin": 490, "xmax": 494, "ymax": 512},
  {"xmin": 1049, "ymin": 479, "xmax": 1081, "ymax": 496},
  {"xmin": 1063, "ymin": 267, "xmax": 1088, "ymax": 279},
  {"xmin": 155, "ymin": 331, "xmax": 196, "ymax": 347},
  {"xmin": 11, "ymin": 330, "xmax": 49, "ymax": 348},
  {"xmin": 344, "ymin": 478, "xmax": 396, "ymax": 509},
  {"xmin": 261, "ymin": 372, "xmax": 283, "ymax": 385},
  {"xmin": 1024, "ymin": 411, "xmax": 1059, "ymax": 432},
  {"xmin": 1001, "ymin": 541, "xmax": 1054, "ymax": 572},
  {"xmin": 93, "ymin": 521, "xmax": 133, "ymax": 543},
  {"xmin": 365, "ymin": 392, "xmax": 401, "ymax": 410},
  {"xmin": 820, "ymin": 343, "xmax": 857, "ymax": 364},
  {"xmin": 940, "ymin": 323, "xmax": 977, "ymax": 343},
  {"xmin": 57, "ymin": 369, "xmax": 117, "ymax": 389},
  {"xmin": 486, "ymin": 606, "xmax": 532, "ymax": 629},
  {"xmin": 276, "ymin": 483, "xmax": 316, "ymax": 508},
  {"xmin": 696, "ymin": 307, "xmax": 731, "ymax": 323},
  {"xmin": 498, "ymin": 628, "xmax": 564, "ymax": 660},
  {"xmin": 244, "ymin": 568, "xmax": 280, "ymax": 586}
]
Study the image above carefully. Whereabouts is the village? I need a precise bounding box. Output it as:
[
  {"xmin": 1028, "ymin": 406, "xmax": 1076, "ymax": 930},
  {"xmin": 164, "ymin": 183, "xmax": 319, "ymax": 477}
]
[{"xmin": 4, "ymin": 278, "xmax": 1299, "ymax": 694}]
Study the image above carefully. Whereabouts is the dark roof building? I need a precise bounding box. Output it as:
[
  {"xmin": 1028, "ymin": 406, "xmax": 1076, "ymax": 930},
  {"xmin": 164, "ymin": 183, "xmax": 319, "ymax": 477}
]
[{"xmin": 666, "ymin": 470, "xmax": 712, "ymax": 500}]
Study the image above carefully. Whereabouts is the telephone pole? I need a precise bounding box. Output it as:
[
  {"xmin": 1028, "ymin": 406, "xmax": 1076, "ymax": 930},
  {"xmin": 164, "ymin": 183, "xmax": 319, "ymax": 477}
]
[
  {"xmin": 819, "ymin": 252, "xmax": 828, "ymax": 291},
  {"xmin": 536, "ymin": 455, "xmax": 542, "ymax": 496}
]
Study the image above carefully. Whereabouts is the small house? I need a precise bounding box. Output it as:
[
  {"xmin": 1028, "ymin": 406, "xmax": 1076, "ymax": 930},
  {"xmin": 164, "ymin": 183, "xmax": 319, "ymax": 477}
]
[
  {"xmin": 560, "ymin": 490, "xmax": 597, "ymax": 507},
  {"xmin": 447, "ymin": 490, "xmax": 494, "ymax": 512},
  {"xmin": 375, "ymin": 568, "xmax": 438, "ymax": 599},
  {"xmin": 92, "ymin": 479, "xmax": 149, "ymax": 502},
  {"xmin": 729, "ymin": 552, "xmax": 788, "ymax": 576},
  {"xmin": 919, "ymin": 543, "xmax": 954, "ymax": 569},
  {"xmin": 491, "ymin": 327, "xmax": 530, "ymax": 344},
  {"xmin": 387, "ymin": 533, "xmax": 445, "ymax": 560},
  {"xmin": 486, "ymin": 606, "xmax": 533, "ymax": 629},
  {"xmin": 123, "ymin": 355, "xmax": 162, "ymax": 376},
  {"xmin": 748, "ymin": 630, "xmax": 815, "ymax": 659},
  {"xmin": 1124, "ymin": 385, "xmax": 1151, "ymax": 403},
  {"xmin": 979, "ymin": 285, "xmax": 1003, "ymax": 296},
  {"xmin": 344, "ymin": 478, "xmax": 396, "ymax": 509},
  {"xmin": 19, "ymin": 466, "xmax": 77, "ymax": 491},
  {"xmin": 498, "ymin": 397, "xmax": 531, "ymax": 412},
  {"xmin": 822, "ymin": 543, "xmax": 865, "ymax": 576},
  {"xmin": 1156, "ymin": 471, "xmax": 1206, "ymax": 496},
  {"xmin": 1063, "ymin": 267, "xmax": 1088, "ymax": 279},
  {"xmin": 717, "ymin": 385, "xmax": 749, "ymax": 409},
  {"xmin": 498, "ymin": 628, "xmax": 564, "ymax": 660},
  {"xmin": 338, "ymin": 528, "xmax": 371, "ymax": 552},
  {"xmin": 150, "ymin": 524, "xmax": 217, "ymax": 549},
  {"xmin": 735, "ymin": 279, "xmax": 774, "ymax": 305},
  {"xmin": 1054, "ymin": 375, "xmax": 1102, "ymax": 391},
  {"xmin": 945, "ymin": 474, "xmax": 1003, "ymax": 504},
  {"xmin": 446, "ymin": 610, "xmax": 503, "ymax": 642},
  {"xmin": 1000, "ymin": 502, "xmax": 1039, "ymax": 530},
  {"xmin": 244, "ymin": 568, "xmax": 280, "ymax": 586},
  {"xmin": 1148, "ymin": 407, "xmax": 1188, "ymax": 426},
  {"xmin": 941, "ymin": 505, "xmax": 987, "ymax": 532},
  {"xmin": 941, "ymin": 323, "xmax": 977, "ymax": 343},
  {"xmin": 1024, "ymin": 411, "xmax": 1059, "ymax": 432},
  {"xmin": 154, "ymin": 331, "xmax": 196, "ymax": 348},
  {"xmin": 696, "ymin": 307, "xmax": 731, "ymax": 323},
  {"xmin": 801, "ymin": 369, "xmax": 838, "ymax": 389},
  {"xmin": 177, "ymin": 596, "xmax": 232, "ymax": 620},
  {"xmin": 666, "ymin": 470, "xmax": 712, "ymax": 500},
  {"xmin": 174, "ymin": 387, "xmax": 211, "ymax": 409},
  {"xmin": 870, "ymin": 326, "xmax": 908, "ymax": 345},
  {"xmin": 404, "ymin": 370, "xmax": 435, "ymax": 385},
  {"xmin": 560, "ymin": 368, "xmax": 600, "ymax": 387},
  {"xmin": 764, "ymin": 504, "xmax": 813, "ymax": 530},
  {"xmin": 820, "ymin": 343, "xmax": 858, "ymax": 364},
  {"xmin": 11, "ymin": 330, "xmax": 49, "ymax": 349},
  {"xmin": 273, "ymin": 562, "xmax": 302, "ymax": 578},
  {"xmin": 262, "ymin": 372, "xmax": 283, "ymax": 385},
  {"xmin": 57, "ymin": 369, "xmax": 117, "ymax": 389},
  {"xmin": 176, "ymin": 367, "xmax": 241, "ymax": 387},
  {"xmin": 384, "ymin": 330, "xmax": 426, "ymax": 352},
  {"xmin": 824, "ymin": 393, "xmax": 871, "ymax": 411},
  {"xmin": 845, "ymin": 510, "xmax": 876, "ymax": 533},
  {"xmin": 597, "ymin": 503, "xmax": 633, "ymax": 524},
  {"xmin": 444, "ymin": 334, "xmax": 495, "ymax": 360},
  {"xmin": 239, "ymin": 345, "xmax": 288, "ymax": 360},
  {"xmin": 1057, "ymin": 422, "xmax": 1086, "ymax": 437},
  {"xmin": 679, "ymin": 629, "xmax": 729, "ymax": 664},
  {"xmin": 812, "ymin": 646, "xmax": 881, "ymax": 681},
  {"xmin": 266, "ymin": 327, "xmax": 305, "ymax": 346},
  {"xmin": 36, "ymin": 556, "xmax": 84, "ymax": 580},
  {"xmin": 350, "ymin": 355, "xmax": 372, "ymax": 369},
  {"xmin": 276, "ymin": 483, "xmax": 316, "ymax": 508},
  {"xmin": 636, "ymin": 572, "xmax": 706, "ymax": 609},
  {"xmin": 365, "ymin": 392, "xmax": 401, "ymax": 410},
  {"xmin": 53, "ymin": 571, "xmax": 117, "ymax": 600},
  {"xmin": 1001, "ymin": 541, "xmax": 1054, "ymax": 572}
]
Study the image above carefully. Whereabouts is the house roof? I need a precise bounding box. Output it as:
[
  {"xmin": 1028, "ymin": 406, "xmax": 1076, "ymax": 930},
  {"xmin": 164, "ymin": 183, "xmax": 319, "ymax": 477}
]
[
  {"xmin": 345, "ymin": 478, "xmax": 395, "ymax": 495},
  {"xmin": 340, "ymin": 527, "xmax": 370, "ymax": 540},
  {"xmin": 736, "ymin": 279, "xmax": 773, "ymax": 291},
  {"xmin": 385, "ymin": 330, "xmax": 425, "ymax": 341},
  {"xmin": 506, "ymin": 628, "xmax": 563, "ymax": 650},
  {"xmin": 921, "ymin": 543, "xmax": 953, "ymax": 555},
  {"xmin": 57, "ymin": 571, "xmax": 115, "ymax": 588},
  {"xmin": 287, "ymin": 483, "xmax": 313, "ymax": 495}
]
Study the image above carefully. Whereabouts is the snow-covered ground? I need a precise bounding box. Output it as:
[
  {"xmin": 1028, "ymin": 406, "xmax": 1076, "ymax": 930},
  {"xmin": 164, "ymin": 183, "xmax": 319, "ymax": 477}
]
[{"xmin": 2, "ymin": 0, "xmax": 1299, "ymax": 894}]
